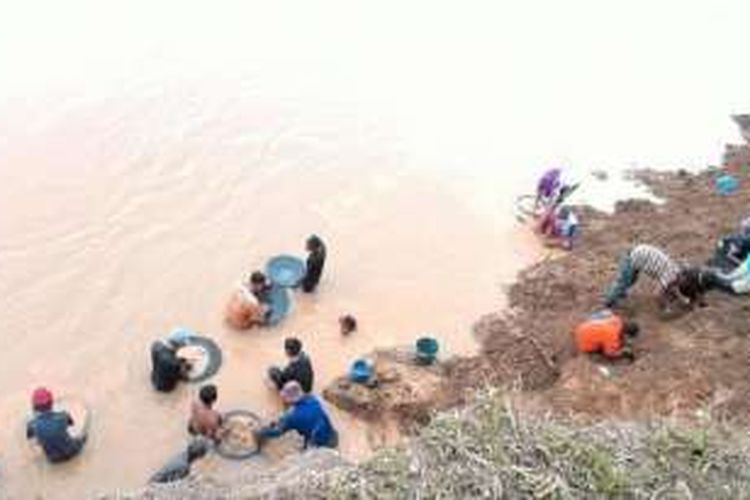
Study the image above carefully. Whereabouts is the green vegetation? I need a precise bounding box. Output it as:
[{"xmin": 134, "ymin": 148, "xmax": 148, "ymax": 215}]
[{"xmin": 292, "ymin": 389, "xmax": 750, "ymax": 499}]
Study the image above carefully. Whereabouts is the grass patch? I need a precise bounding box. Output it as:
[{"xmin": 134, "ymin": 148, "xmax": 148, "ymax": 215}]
[{"xmin": 295, "ymin": 389, "xmax": 750, "ymax": 499}]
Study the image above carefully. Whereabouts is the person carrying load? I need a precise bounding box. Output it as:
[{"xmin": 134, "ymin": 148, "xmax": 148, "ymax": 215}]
[
  {"xmin": 573, "ymin": 310, "xmax": 639, "ymax": 360},
  {"xmin": 603, "ymin": 244, "xmax": 705, "ymax": 310},
  {"xmin": 26, "ymin": 388, "xmax": 87, "ymax": 463}
]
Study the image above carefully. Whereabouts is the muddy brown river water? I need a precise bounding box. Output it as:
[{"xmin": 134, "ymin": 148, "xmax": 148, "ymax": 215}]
[
  {"xmin": 0, "ymin": 81, "xmax": 541, "ymax": 498},
  {"xmin": 1, "ymin": 2, "xmax": 747, "ymax": 497}
]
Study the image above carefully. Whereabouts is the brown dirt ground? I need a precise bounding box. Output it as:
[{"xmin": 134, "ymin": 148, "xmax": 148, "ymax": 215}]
[{"xmin": 324, "ymin": 167, "xmax": 750, "ymax": 429}]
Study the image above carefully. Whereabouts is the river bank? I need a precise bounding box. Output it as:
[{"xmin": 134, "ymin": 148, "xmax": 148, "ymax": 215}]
[
  {"xmin": 323, "ymin": 165, "xmax": 750, "ymax": 429},
  {"xmin": 115, "ymin": 155, "xmax": 750, "ymax": 498}
]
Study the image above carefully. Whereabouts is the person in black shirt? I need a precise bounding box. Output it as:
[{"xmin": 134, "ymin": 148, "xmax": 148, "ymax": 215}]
[
  {"xmin": 301, "ymin": 235, "xmax": 326, "ymax": 293},
  {"xmin": 150, "ymin": 340, "xmax": 191, "ymax": 392},
  {"xmin": 267, "ymin": 337, "xmax": 314, "ymax": 393},
  {"xmin": 149, "ymin": 438, "xmax": 209, "ymax": 484}
]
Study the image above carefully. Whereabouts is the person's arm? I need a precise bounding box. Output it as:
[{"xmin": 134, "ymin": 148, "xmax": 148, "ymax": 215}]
[
  {"xmin": 603, "ymin": 334, "xmax": 634, "ymax": 361},
  {"xmin": 178, "ymin": 358, "xmax": 193, "ymax": 380},
  {"xmin": 65, "ymin": 412, "xmax": 75, "ymax": 427},
  {"xmin": 280, "ymin": 361, "xmax": 299, "ymax": 387},
  {"xmin": 726, "ymin": 241, "xmax": 743, "ymax": 265},
  {"xmin": 661, "ymin": 281, "xmax": 690, "ymax": 309},
  {"xmin": 26, "ymin": 421, "xmax": 35, "ymax": 440},
  {"xmin": 257, "ymin": 411, "xmax": 294, "ymax": 439}
]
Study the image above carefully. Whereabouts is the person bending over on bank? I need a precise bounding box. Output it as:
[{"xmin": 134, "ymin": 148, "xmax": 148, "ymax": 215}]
[
  {"xmin": 574, "ymin": 310, "xmax": 639, "ymax": 361},
  {"xmin": 26, "ymin": 388, "xmax": 87, "ymax": 463},
  {"xmin": 150, "ymin": 339, "xmax": 192, "ymax": 392},
  {"xmin": 539, "ymin": 205, "xmax": 579, "ymax": 250},
  {"xmin": 268, "ymin": 337, "xmax": 314, "ymax": 393},
  {"xmin": 255, "ymin": 381, "xmax": 338, "ymax": 449},
  {"xmin": 603, "ymin": 244, "xmax": 702, "ymax": 310},
  {"xmin": 150, "ymin": 438, "xmax": 209, "ymax": 484},
  {"xmin": 302, "ymin": 235, "xmax": 326, "ymax": 293},
  {"xmin": 188, "ymin": 384, "xmax": 224, "ymax": 442}
]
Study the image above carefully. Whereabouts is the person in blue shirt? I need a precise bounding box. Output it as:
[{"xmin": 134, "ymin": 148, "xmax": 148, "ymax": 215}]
[
  {"xmin": 255, "ymin": 381, "xmax": 338, "ymax": 449},
  {"xmin": 26, "ymin": 387, "xmax": 87, "ymax": 463}
]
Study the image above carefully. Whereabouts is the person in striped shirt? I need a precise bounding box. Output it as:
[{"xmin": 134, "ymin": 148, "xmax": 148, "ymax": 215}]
[{"xmin": 603, "ymin": 244, "xmax": 704, "ymax": 309}]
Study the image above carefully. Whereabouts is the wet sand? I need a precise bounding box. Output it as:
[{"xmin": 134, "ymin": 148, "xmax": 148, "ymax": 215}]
[{"xmin": 0, "ymin": 87, "xmax": 539, "ymax": 498}]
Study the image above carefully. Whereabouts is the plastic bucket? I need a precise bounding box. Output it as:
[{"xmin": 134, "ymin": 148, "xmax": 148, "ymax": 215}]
[
  {"xmin": 415, "ymin": 337, "xmax": 439, "ymax": 365},
  {"xmin": 716, "ymin": 174, "xmax": 738, "ymax": 195},
  {"xmin": 349, "ymin": 359, "xmax": 372, "ymax": 383}
]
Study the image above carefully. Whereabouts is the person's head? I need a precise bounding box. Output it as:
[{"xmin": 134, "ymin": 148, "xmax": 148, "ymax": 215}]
[
  {"xmin": 178, "ymin": 357, "xmax": 193, "ymax": 378},
  {"xmin": 186, "ymin": 439, "xmax": 209, "ymax": 462},
  {"xmin": 31, "ymin": 387, "xmax": 54, "ymax": 412},
  {"xmin": 280, "ymin": 380, "xmax": 303, "ymax": 405},
  {"xmin": 284, "ymin": 337, "xmax": 302, "ymax": 358},
  {"xmin": 306, "ymin": 235, "xmax": 323, "ymax": 253},
  {"xmin": 339, "ymin": 315, "xmax": 357, "ymax": 336},
  {"xmin": 622, "ymin": 321, "xmax": 639, "ymax": 338},
  {"xmin": 676, "ymin": 267, "xmax": 707, "ymax": 302},
  {"xmin": 249, "ymin": 271, "xmax": 267, "ymax": 292},
  {"xmin": 199, "ymin": 384, "xmax": 218, "ymax": 407}
]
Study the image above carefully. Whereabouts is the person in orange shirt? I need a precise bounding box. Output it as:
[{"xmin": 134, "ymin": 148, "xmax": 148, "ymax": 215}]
[{"xmin": 574, "ymin": 309, "xmax": 639, "ymax": 360}]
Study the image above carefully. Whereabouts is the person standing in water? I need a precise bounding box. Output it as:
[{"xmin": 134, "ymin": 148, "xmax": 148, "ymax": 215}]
[
  {"xmin": 150, "ymin": 339, "xmax": 192, "ymax": 392},
  {"xmin": 26, "ymin": 388, "xmax": 87, "ymax": 463},
  {"xmin": 188, "ymin": 384, "xmax": 224, "ymax": 442},
  {"xmin": 301, "ymin": 235, "xmax": 326, "ymax": 293}
]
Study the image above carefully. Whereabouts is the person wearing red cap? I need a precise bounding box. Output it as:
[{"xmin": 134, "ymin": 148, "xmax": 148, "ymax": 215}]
[{"xmin": 26, "ymin": 387, "xmax": 87, "ymax": 463}]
